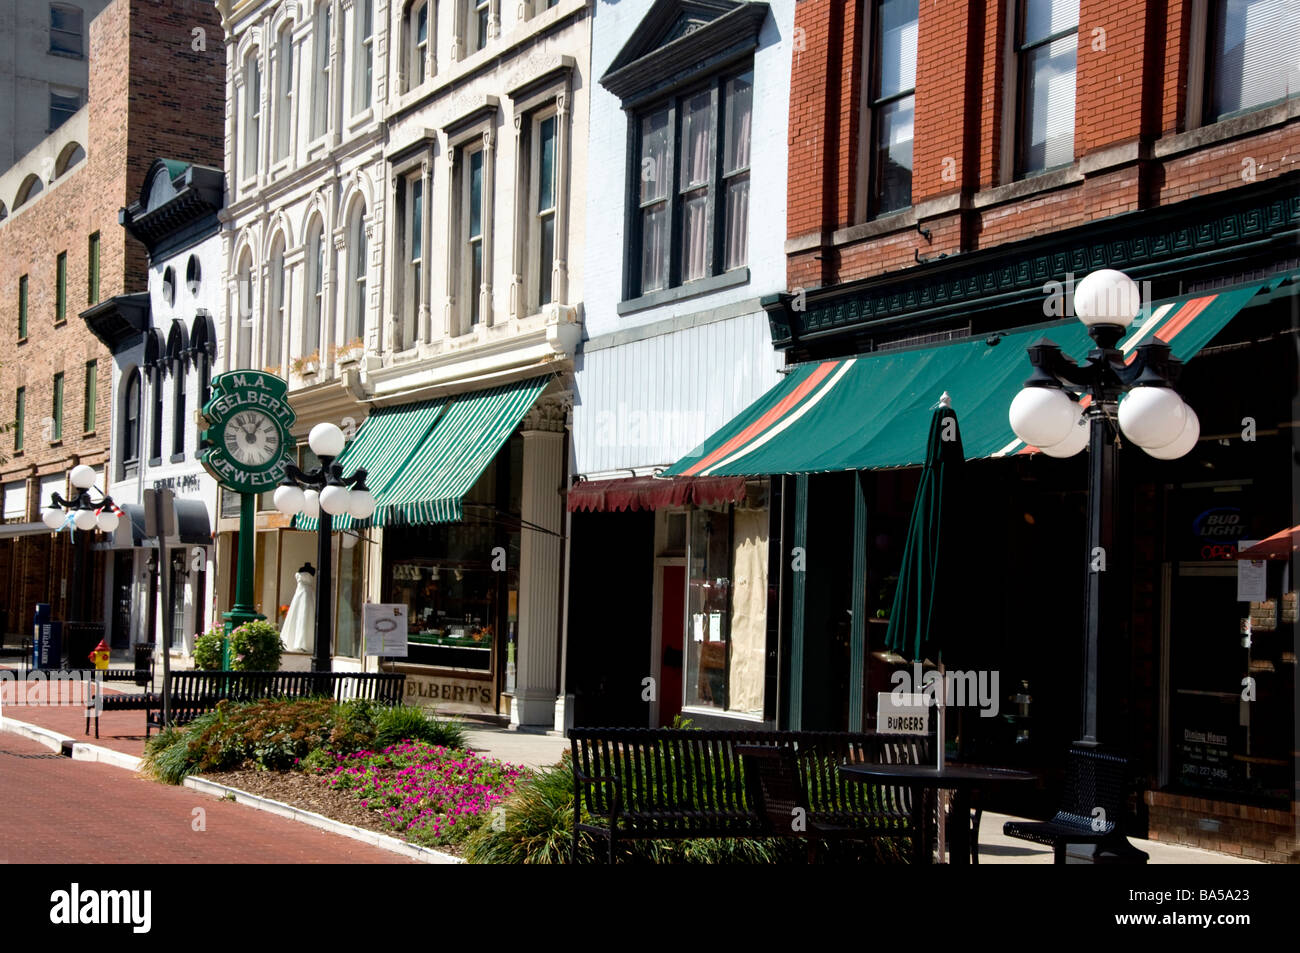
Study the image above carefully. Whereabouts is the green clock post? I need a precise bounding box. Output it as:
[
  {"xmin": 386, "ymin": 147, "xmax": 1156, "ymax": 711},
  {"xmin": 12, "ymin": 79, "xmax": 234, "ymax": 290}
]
[{"xmin": 200, "ymin": 372, "xmax": 296, "ymax": 662}]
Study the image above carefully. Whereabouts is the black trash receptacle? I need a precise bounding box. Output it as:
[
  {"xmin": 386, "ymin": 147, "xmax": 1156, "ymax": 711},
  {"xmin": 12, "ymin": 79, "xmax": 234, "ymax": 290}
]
[
  {"xmin": 63, "ymin": 621, "xmax": 106, "ymax": 670},
  {"xmin": 133, "ymin": 643, "xmax": 153, "ymax": 688}
]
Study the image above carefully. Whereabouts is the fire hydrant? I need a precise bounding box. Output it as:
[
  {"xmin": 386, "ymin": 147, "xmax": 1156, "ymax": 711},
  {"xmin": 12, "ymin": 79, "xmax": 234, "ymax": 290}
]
[{"xmin": 88, "ymin": 639, "xmax": 110, "ymax": 672}]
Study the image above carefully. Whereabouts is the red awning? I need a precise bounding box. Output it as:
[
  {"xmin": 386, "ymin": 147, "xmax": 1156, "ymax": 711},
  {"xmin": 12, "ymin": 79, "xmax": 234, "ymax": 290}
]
[
  {"xmin": 1237, "ymin": 526, "xmax": 1300, "ymax": 561},
  {"xmin": 567, "ymin": 475, "xmax": 749, "ymax": 513}
]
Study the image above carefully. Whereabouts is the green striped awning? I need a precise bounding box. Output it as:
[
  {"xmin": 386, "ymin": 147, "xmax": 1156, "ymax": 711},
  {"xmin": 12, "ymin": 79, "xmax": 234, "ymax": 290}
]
[
  {"xmin": 296, "ymin": 376, "xmax": 550, "ymax": 531},
  {"xmin": 663, "ymin": 279, "xmax": 1276, "ymax": 476}
]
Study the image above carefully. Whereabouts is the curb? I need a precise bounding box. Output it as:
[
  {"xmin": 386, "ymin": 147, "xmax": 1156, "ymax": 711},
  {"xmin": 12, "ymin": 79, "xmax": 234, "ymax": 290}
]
[
  {"xmin": 0, "ymin": 714, "xmax": 75, "ymax": 753},
  {"xmin": 71, "ymin": 743, "xmax": 143, "ymax": 771},
  {"xmin": 183, "ymin": 775, "xmax": 464, "ymax": 865}
]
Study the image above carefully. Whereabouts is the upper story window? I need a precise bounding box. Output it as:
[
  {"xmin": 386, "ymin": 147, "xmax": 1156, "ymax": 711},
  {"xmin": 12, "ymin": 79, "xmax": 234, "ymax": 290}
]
[
  {"xmin": 462, "ymin": 145, "xmax": 486, "ymax": 327},
  {"xmin": 51, "ymin": 372, "xmax": 64, "ymax": 442},
  {"xmin": 400, "ymin": 172, "xmax": 424, "ymax": 348},
  {"xmin": 55, "ymin": 251, "xmax": 67, "ymax": 322},
  {"xmin": 49, "ymin": 88, "xmax": 81, "ymax": 132},
  {"xmin": 305, "ymin": 222, "xmax": 325, "ymax": 359},
  {"xmin": 529, "ymin": 111, "xmax": 558, "ymax": 310},
  {"xmin": 633, "ymin": 69, "xmax": 752, "ymax": 297},
  {"xmin": 353, "ymin": 0, "xmax": 374, "ymax": 115},
  {"xmin": 1206, "ymin": 0, "xmax": 1300, "ymax": 121},
  {"xmin": 408, "ymin": 0, "xmax": 432, "ymax": 90},
  {"xmin": 121, "ymin": 372, "xmax": 140, "ymax": 466},
  {"xmin": 275, "ymin": 27, "xmax": 294, "ymax": 161},
  {"xmin": 466, "ymin": 0, "xmax": 491, "ymax": 55},
  {"xmin": 13, "ymin": 387, "xmax": 24, "ymax": 453},
  {"xmin": 868, "ymin": 0, "xmax": 917, "ymax": 216},
  {"xmin": 1015, "ymin": 0, "xmax": 1078, "ymax": 177},
  {"xmin": 312, "ymin": 1, "xmax": 332, "ymax": 140},
  {"xmin": 87, "ymin": 232, "xmax": 99, "ymax": 304},
  {"xmin": 345, "ymin": 202, "xmax": 368, "ymax": 343},
  {"xmin": 267, "ymin": 236, "xmax": 286, "ymax": 370},
  {"xmin": 243, "ymin": 53, "xmax": 262, "ymax": 180},
  {"xmin": 236, "ymin": 252, "xmax": 254, "ymax": 367},
  {"xmin": 49, "ymin": 4, "xmax": 83, "ymax": 56},
  {"xmin": 18, "ymin": 274, "xmax": 28, "ymax": 340},
  {"xmin": 83, "ymin": 360, "xmax": 96, "ymax": 434}
]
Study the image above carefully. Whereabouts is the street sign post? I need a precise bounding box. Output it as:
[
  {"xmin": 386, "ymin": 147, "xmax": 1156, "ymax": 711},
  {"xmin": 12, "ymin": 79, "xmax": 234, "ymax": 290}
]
[{"xmin": 144, "ymin": 487, "xmax": 175, "ymax": 727}]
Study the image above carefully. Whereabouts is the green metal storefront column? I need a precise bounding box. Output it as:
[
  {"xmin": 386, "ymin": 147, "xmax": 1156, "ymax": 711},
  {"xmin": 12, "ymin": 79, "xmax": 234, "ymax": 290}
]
[
  {"xmin": 788, "ymin": 473, "xmax": 809, "ymax": 730},
  {"xmin": 848, "ymin": 471, "xmax": 868, "ymax": 731}
]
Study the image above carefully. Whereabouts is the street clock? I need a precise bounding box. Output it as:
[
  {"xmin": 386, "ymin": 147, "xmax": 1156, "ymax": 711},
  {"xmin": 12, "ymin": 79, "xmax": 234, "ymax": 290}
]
[{"xmin": 200, "ymin": 371, "xmax": 296, "ymax": 494}]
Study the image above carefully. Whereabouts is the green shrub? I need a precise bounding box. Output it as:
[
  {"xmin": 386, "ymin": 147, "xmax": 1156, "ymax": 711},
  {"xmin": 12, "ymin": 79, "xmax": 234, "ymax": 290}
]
[
  {"xmin": 372, "ymin": 705, "xmax": 466, "ymax": 750},
  {"xmin": 228, "ymin": 620, "xmax": 284, "ymax": 671},
  {"xmin": 298, "ymin": 748, "xmax": 337, "ymax": 774},
  {"xmin": 464, "ymin": 756, "xmax": 590, "ymax": 864},
  {"xmin": 192, "ymin": 627, "xmax": 225, "ymax": 671}
]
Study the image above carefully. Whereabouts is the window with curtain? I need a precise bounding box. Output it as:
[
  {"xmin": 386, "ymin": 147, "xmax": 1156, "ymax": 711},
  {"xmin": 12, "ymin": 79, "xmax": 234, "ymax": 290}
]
[
  {"xmin": 275, "ymin": 27, "xmax": 293, "ymax": 161},
  {"xmin": 312, "ymin": 1, "xmax": 332, "ymax": 139},
  {"xmin": 1016, "ymin": 0, "xmax": 1078, "ymax": 176},
  {"xmin": 243, "ymin": 53, "xmax": 261, "ymax": 180},
  {"xmin": 353, "ymin": 0, "xmax": 373, "ymax": 114},
  {"xmin": 306, "ymin": 226, "xmax": 324, "ymax": 359},
  {"xmin": 529, "ymin": 111, "xmax": 558, "ymax": 311},
  {"xmin": 870, "ymin": 0, "xmax": 916, "ymax": 215},
  {"xmin": 268, "ymin": 238, "xmax": 285, "ymax": 368},
  {"xmin": 50, "ymin": 4, "xmax": 83, "ymax": 56},
  {"xmin": 1208, "ymin": 0, "xmax": 1300, "ymax": 121},
  {"xmin": 49, "ymin": 88, "xmax": 80, "ymax": 131},
  {"xmin": 632, "ymin": 67, "xmax": 752, "ymax": 298},
  {"xmin": 347, "ymin": 204, "xmax": 368, "ymax": 343}
]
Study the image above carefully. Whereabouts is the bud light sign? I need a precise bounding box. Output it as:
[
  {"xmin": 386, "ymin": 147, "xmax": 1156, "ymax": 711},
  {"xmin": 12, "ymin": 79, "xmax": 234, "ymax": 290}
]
[{"xmin": 1192, "ymin": 506, "xmax": 1246, "ymax": 560}]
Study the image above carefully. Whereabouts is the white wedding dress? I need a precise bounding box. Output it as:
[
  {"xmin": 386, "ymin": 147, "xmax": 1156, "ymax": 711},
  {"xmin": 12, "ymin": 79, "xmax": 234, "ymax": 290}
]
[{"xmin": 281, "ymin": 571, "xmax": 316, "ymax": 653}]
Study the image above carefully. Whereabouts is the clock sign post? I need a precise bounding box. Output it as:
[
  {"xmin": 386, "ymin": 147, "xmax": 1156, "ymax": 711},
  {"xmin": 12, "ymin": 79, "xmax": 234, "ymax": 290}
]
[{"xmin": 200, "ymin": 371, "xmax": 296, "ymax": 655}]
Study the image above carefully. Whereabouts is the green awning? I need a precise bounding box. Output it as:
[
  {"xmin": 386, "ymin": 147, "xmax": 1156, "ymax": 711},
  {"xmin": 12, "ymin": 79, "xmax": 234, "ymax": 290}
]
[
  {"xmin": 664, "ymin": 280, "xmax": 1274, "ymax": 476},
  {"xmin": 297, "ymin": 376, "xmax": 550, "ymax": 531}
]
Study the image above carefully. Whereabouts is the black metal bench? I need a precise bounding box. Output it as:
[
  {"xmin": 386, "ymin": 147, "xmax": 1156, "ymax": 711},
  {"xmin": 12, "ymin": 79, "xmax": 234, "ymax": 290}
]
[
  {"xmin": 87, "ymin": 670, "xmax": 406, "ymax": 738},
  {"xmin": 568, "ymin": 728, "xmax": 931, "ymax": 863},
  {"xmin": 1002, "ymin": 745, "xmax": 1149, "ymax": 863}
]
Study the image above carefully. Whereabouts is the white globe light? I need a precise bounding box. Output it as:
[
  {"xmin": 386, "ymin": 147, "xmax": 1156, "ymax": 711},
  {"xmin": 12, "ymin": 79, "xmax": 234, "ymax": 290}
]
[
  {"xmin": 1039, "ymin": 410, "xmax": 1090, "ymax": 458},
  {"xmin": 69, "ymin": 464, "xmax": 97, "ymax": 490},
  {"xmin": 74, "ymin": 508, "xmax": 98, "ymax": 532},
  {"xmin": 1009, "ymin": 386, "xmax": 1076, "ymax": 449},
  {"xmin": 341, "ymin": 532, "xmax": 359, "ymax": 550},
  {"xmin": 96, "ymin": 509, "xmax": 120, "ymax": 533},
  {"xmin": 319, "ymin": 484, "xmax": 352, "ymax": 516},
  {"xmin": 348, "ymin": 488, "xmax": 376, "ymax": 520},
  {"xmin": 274, "ymin": 484, "xmax": 306, "ymax": 517},
  {"xmin": 302, "ymin": 489, "xmax": 321, "ymax": 519},
  {"xmin": 308, "ymin": 422, "xmax": 346, "ymax": 458},
  {"xmin": 43, "ymin": 508, "xmax": 64, "ymax": 530},
  {"xmin": 1145, "ymin": 406, "xmax": 1200, "ymax": 460},
  {"xmin": 1118, "ymin": 387, "xmax": 1187, "ymax": 449},
  {"xmin": 1074, "ymin": 269, "xmax": 1141, "ymax": 328}
]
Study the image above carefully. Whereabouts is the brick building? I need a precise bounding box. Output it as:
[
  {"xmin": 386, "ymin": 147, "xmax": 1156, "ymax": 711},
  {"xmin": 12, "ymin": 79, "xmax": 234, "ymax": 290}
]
[
  {"xmin": 0, "ymin": 0, "xmax": 224, "ymax": 651},
  {"xmin": 661, "ymin": 0, "xmax": 1298, "ymax": 859}
]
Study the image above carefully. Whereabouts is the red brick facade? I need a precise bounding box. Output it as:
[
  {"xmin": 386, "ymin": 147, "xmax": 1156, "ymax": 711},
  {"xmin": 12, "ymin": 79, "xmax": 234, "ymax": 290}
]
[
  {"xmin": 786, "ymin": 0, "xmax": 1300, "ymax": 291},
  {"xmin": 0, "ymin": 0, "xmax": 223, "ymax": 637}
]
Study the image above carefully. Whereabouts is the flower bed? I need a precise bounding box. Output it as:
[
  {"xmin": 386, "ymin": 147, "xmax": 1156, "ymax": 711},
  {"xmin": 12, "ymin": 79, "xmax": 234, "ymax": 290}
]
[{"xmin": 306, "ymin": 742, "xmax": 531, "ymax": 849}]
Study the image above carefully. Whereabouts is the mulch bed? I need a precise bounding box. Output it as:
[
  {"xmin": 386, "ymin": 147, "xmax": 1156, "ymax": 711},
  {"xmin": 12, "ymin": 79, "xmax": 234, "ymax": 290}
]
[{"xmin": 199, "ymin": 768, "xmax": 465, "ymax": 857}]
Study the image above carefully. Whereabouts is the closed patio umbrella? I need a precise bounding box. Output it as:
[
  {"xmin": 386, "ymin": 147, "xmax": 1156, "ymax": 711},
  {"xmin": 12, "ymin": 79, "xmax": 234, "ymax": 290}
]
[{"xmin": 884, "ymin": 392, "xmax": 968, "ymax": 770}]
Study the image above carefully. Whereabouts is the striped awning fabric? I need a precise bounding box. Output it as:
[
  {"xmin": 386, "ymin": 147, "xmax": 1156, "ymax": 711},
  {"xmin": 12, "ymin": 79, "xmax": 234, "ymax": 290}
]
[
  {"xmin": 664, "ymin": 279, "xmax": 1278, "ymax": 477},
  {"xmin": 297, "ymin": 375, "xmax": 550, "ymax": 531}
]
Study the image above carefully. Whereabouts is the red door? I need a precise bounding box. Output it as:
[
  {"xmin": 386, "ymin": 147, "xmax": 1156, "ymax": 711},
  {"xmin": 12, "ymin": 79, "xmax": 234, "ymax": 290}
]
[{"xmin": 658, "ymin": 565, "xmax": 685, "ymax": 726}]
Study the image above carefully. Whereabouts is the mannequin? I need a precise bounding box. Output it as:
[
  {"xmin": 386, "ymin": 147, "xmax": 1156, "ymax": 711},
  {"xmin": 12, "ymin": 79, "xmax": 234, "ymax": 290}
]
[{"xmin": 281, "ymin": 562, "xmax": 316, "ymax": 654}]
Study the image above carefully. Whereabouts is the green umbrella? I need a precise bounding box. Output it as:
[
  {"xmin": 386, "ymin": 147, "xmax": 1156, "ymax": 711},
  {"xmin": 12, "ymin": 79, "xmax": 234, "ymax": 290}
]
[
  {"xmin": 884, "ymin": 393, "xmax": 967, "ymax": 665},
  {"xmin": 884, "ymin": 393, "xmax": 967, "ymax": 774}
]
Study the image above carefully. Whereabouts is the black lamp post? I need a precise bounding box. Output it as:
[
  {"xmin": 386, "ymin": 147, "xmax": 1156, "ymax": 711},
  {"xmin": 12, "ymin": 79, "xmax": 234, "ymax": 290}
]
[
  {"xmin": 272, "ymin": 423, "xmax": 375, "ymax": 673},
  {"xmin": 42, "ymin": 464, "xmax": 122, "ymax": 667},
  {"xmin": 1009, "ymin": 269, "xmax": 1201, "ymax": 746}
]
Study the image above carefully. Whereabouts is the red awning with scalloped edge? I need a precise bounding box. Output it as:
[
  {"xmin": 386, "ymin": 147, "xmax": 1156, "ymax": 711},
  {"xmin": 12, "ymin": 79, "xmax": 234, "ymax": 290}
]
[{"xmin": 567, "ymin": 475, "xmax": 748, "ymax": 513}]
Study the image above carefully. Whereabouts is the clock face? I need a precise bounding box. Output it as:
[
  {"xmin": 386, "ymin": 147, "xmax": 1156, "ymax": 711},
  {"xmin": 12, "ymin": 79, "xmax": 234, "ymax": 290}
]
[{"xmin": 223, "ymin": 410, "xmax": 281, "ymax": 467}]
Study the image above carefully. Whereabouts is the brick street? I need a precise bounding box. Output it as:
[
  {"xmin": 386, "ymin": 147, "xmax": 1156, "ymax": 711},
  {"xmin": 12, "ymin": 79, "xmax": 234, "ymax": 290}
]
[{"xmin": 0, "ymin": 730, "xmax": 407, "ymax": 864}]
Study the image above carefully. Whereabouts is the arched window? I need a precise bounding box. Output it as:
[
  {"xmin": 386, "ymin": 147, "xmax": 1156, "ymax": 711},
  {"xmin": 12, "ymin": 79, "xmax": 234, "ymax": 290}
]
[
  {"xmin": 149, "ymin": 365, "xmax": 163, "ymax": 462},
  {"xmin": 345, "ymin": 202, "xmax": 367, "ymax": 343},
  {"xmin": 304, "ymin": 221, "xmax": 324, "ymax": 359},
  {"xmin": 243, "ymin": 50, "xmax": 262, "ymax": 180},
  {"xmin": 192, "ymin": 312, "xmax": 215, "ymax": 447},
  {"xmin": 167, "ymin": 324, "xmax": 187, "ymax": 457},
  {"xmin": 267, "ymin": 235, "xmax": 286, "ymax": 370},
  {"xmin": 275, "ymin": 27, "xmax": 293, "ymax": 161},
  {"xmin": 122, "ymin": 369, "xmax": 141, "ymax": 469},
  {"xmin": 236, "ymin": 251, "xmax": 254, "ymax": 368}
]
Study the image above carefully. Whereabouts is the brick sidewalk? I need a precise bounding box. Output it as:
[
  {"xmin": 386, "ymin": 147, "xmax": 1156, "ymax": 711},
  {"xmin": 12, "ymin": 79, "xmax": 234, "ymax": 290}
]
[
  {"xmin": 0, "ymin": 730, "xmax": 409, "ymax": 863},
  {"xmin": 1, "ymin": 678, "xmax": 150, "ymax": 758}
]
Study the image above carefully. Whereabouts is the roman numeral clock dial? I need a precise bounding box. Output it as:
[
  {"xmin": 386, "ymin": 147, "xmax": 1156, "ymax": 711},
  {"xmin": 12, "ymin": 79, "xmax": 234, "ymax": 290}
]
[{"xmin": 223, "ymin": 410, "xmax": 281, "ymax": 466}]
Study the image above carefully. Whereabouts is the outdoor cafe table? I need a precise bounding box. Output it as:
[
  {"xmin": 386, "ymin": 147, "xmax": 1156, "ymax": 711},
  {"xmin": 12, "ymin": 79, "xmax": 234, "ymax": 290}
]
[{"xmin": 838, "ymin": 763, "xmax": 1037, "ymax": 865}]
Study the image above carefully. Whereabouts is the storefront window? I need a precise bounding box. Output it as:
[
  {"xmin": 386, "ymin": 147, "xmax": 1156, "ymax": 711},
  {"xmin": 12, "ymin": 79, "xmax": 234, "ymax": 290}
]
[
  {"xmin": 683, "ymin": 498, "xmax": 768, "ymax": 717},
  {"xmin": 335, "ymin": 537, "xmax": 365, "ymax": 658}
]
